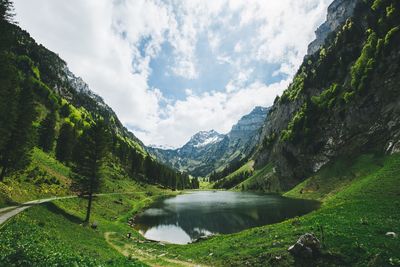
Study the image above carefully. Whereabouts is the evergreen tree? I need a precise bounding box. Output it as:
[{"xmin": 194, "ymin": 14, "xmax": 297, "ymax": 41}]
[
  {"xmin": 0, "ymin": 54, "xmax": 19, "ymax": 153},
  {"xmin": 0, "ymin": 84, "xmax": 36, "ymax": 181},
  {"xmin": 144, "ymin": 155, "xmax": 154, "ymax": 182},
  {"xmin": 72, "ymin": 120, "xmax": 109, "ymax": 224},
  {"xmin": 0, "ymin": 0, "xmax": 13, "ymax": 23},
  {"xmin": 55, "ymin": 122, "xmax": 75, "ymax": 163},
  {"xmin": 38, "ymin": 112, "xmax": 56, "ymax": 152}
]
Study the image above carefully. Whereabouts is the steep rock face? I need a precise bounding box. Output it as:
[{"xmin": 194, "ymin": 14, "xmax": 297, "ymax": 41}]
[
  {"xmin": 308, "ymin": 0, "xmax": 358, "ymax": 55},
  {"xmin": 230, "ymin": 106, "xmax": 269, "ymax": 140},
  {"xmin": 149, "ymin": 107, "xmax": 270, "ymax": 176},
  {"xmin": 255, "ymin": 0, "xmax": 400, "ymax": 190}
]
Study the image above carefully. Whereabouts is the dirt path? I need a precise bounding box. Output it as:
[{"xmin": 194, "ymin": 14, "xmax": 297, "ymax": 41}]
[
  {"xmin": 104, "ymin": 232, "xmax": 209, "ymax": 267},
  {"xmin": 0, "ymin": 192, "xmax": 143, "ymax": 226}
]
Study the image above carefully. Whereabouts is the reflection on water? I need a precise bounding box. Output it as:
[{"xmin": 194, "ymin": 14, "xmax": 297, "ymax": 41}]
[{"xmin": 133, "ymin": 191, "xmax": 319, "ymax": 244}]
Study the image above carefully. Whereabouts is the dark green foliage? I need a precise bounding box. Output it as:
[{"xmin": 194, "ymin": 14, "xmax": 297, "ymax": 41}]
[
  {"xmin": 142, "ymin": 155, "xmax": 196, "ymax": 190},
  {"xmin": 0, "ymin": 53, "xmax": 19, "ymax": 152},
  {"xmin": 0, "ymin": 0, "xmax": 13, "ymax": 23},
  {"xmin": 55, "ymin": 122, "xmax": 76, "ymax": 163},
  {"xmin": 72, "ymin": 120, "xmax": 110, "ymax": 223},
  {"xmin": 38, "ymin": 112, "xmax": 57, "ymax": 152},
  {"xmin": 279, "ymin": 70, "xmax": 306, "ymax": 103},
  {"xmin": 280, "ymin": 104, "xmax": 310, "ymax": 143},
  {"xmin": 350, "ymin": 30, "xmax": 379, "ymax": 92},
  {"xmin": 209, "ymin": 156, "xmax": 249, "ymax": 182},
  {"xmin": 311, "ymin": 83, "xmax": 340, "ymax": 109},
  {"xmin": 0, "ymin": 75, "xmax": 36, "ymax": 181},
  {"xmin": 214, "ymin": 170, "xmax": 252, "ymax": 189},
  {"xmin": 59, "ymin": 102, "xmax": 71, "ymax": 118}
]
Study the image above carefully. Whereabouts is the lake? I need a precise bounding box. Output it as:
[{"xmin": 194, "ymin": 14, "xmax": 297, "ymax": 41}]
[{"xmin": 133, "ymin": 191, "xmax": 319, "ymax": 244}]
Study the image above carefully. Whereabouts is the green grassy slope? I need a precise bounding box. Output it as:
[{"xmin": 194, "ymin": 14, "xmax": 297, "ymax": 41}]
[
  {"xmin": 105, "ymin": 153, "xmax": 400, "ymax": 267},
  {"xmin": 162, "ymin": 153, "xmax": 400, "ymax": 266},
  {"xmin": 1, "ymin": 153, "xmax": 399, "ymax": 266},
  {"xmin": 213, "ymin": 160, "xmax": 254, "ymax": 189},
  {"xmin": 0, "ymin": 148, "xmax": 72, "ymax": 207},
  {"xmin": 0, "ymin": 163, "xmax": 176, "ymax": 266}
]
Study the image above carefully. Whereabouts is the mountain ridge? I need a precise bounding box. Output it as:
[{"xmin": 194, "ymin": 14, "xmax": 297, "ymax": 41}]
[
  {"xmin": 148, "ymin": 106, "xmax": 270, "ymax": 177},
  {"xmin": 240, "ymin": 0, "xmax": 400, "ymax": 192}
]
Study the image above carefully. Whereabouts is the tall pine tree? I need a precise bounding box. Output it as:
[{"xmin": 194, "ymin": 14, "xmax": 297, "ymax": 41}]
[
  {"xmin": 0, "ymin": 84, "xmax": 36, "ymax": 181},
  {"xmin": 56, "ymin": 122, "xmax": 75, "ymax": 163},
  {"xmin": 73, "ymin": 120, "xmax": 109, "ymax": 224},
  {"xmin": 38, "ymin": 112, "xmax": 56, "ymax": 152}
]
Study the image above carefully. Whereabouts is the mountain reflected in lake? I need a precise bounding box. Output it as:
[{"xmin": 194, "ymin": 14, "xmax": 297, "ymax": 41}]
[{"xmin": 133, "ymin": 191, "xmax": 319, "ymax": 244}]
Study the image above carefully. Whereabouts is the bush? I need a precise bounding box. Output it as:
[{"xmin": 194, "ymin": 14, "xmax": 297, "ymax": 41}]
[
  {"xmin": 311, "ymin": 83, "xmax": 340, "ymax": 109},
  {"xmin": 350, "ymin": 30, "xmax": 379, "ymax": 92}
]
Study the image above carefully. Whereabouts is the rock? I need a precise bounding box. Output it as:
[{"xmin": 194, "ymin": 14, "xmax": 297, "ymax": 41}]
[
  {"xmin": 288, "ymin": 233, "xmax": 321, "ymax": 258},
  {"xmin": 385, "ymin": 232, "xmax": 397, "ymax": 238},
  {"xmin": 90, "ymin": 221, "xmax": 98, "ymax": 229},
  {"xmin": 307, "ymin": 0, "xmax": 358, "ymax": 55}
]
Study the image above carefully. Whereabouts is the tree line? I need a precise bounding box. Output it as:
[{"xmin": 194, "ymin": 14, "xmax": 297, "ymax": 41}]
[
  {"xmin": 209, "ymin": 156, "xmax": 249, "ymax": 182},
  {"xmin": 0, "ymin": 0, "xmax": 198, "ymax": 223}
]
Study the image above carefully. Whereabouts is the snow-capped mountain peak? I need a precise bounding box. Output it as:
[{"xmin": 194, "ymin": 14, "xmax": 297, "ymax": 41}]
[{"xmin": 187, "ymin": 130, "xmax": 224, "ymax": 148}]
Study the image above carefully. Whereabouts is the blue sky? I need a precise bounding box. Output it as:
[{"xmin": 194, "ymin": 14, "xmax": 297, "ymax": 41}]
[{"xmin": 14, "ymin": 0, "xmax": 331, "ymax": 148}]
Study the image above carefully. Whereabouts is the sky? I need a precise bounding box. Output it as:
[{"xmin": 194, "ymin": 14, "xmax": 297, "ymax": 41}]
[{"xmin": 13, "ymin": 0, "xmax": 331, "ymax": 148}]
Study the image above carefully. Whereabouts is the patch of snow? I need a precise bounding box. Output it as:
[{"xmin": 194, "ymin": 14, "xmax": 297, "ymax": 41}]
[{"xmin": 193, "ymin": 135, "xmax": 223, "ymax": 148}]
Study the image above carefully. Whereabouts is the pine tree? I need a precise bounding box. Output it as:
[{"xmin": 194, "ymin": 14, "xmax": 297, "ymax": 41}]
[
  {"xmin": 72, "ymin": 120, "xmax": 109, "ymax": 224},
  {"xmin": 0, "ymin": 54, "xmax": 19, "ymax": 154},
  {"xmin": 55, "ymin": 122, "xmax": 75, "ymax": 163},
  {"xmin": 38, "ymin": 112, "xmax": 56, "ymax": 152},
  {"xmin": 0, "ymin": 84, "xmax": 36, "ymax": 181},
  {"xmin": 0, "ymin": 0, "xmax": 13, "ymax": 23}
]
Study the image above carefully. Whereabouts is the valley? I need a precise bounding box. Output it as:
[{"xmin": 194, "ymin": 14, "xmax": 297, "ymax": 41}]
[{"xmin": 0, "ymin": 0, "xmax": 400, "ymax": 266}]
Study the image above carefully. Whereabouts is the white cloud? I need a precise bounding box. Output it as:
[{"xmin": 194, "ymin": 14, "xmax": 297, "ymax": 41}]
[{"xmin": 13, "ymin": 0, "xmax": 330, "ymax": 148}]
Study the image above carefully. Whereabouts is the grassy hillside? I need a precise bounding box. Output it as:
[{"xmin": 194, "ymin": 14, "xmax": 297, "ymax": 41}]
[
  {"xmin": 0, "ymin": 148, "xmax": 71, "ymax": 207},
  {"xmin": 1, "ymin": 152, "xmax": 399, "ymax": 266},
  {"xmin": 213, "ymin": 160, "xmax": 254, "ymax": 189},
  {"xmin": 0, "ymin": 148, "xmax": 178, "ymax": 266},
  {"xmin": 104, "ymin": 153, "xmax": 399, "ymax": 266}
]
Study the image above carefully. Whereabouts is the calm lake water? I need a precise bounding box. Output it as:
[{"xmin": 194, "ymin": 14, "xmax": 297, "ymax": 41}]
[{"xmin": 133, "ymin": 191, "xmax": 319, "ymax": 244}]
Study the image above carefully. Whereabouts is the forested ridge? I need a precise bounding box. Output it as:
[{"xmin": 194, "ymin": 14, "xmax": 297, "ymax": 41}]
[{"xmin": 0, "ymin": 0, "xmax": 198, "ymax": 192}]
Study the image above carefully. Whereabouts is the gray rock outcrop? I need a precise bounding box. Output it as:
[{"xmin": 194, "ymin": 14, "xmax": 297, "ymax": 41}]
[{"xmin": 308, "ymin": 0, "xmax": 358, "ymax": 55}]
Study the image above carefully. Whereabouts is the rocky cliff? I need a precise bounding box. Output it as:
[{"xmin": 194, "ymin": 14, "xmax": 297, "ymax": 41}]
[
  {"xmin": 308, "ymin": 0, "xmax": 358, "ymax": 55},
  {"xmin": 254, "ymin": 0, "xmax": 400, "ymax": 190},
  {"xmin": 149, "ymin": 106, "xmax": 270, "ymax": 177}
]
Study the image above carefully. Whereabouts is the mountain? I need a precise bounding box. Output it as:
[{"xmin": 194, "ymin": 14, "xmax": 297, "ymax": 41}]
[
  {"xmin": 307, "ymin": 0, "xmax": 358, "ymax": 55},
  {"xmin": 183, "ymin": 130, "xmax": 225, "ymax": 149},
  {"xmin": 148, "ymin": 106, "xmax": 270, "ymax": 177},
  {"xmin": 223, "ymin": 0, "xmax": 400, "ymax": 191},
  {"xmin": 0, "ymin": 13, "xmax": 197, "ymax": 190}
]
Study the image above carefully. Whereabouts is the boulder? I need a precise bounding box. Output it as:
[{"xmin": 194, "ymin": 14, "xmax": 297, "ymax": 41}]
[
  {"xmin": 288, "ymin": 233, "xmax": 321, "ymax": 258},
  {"xmin": 385, "ymin": 232, "xmax": 397, "ymax": 238}
]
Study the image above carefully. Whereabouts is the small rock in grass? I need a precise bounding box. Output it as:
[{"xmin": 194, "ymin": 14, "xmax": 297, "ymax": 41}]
[
  {"xmin": 385, "ymin": 232, "xmax": 397, "ymax": 238},
  {"xmin": 288, "ymin": 233, "xmax": 321, "ymax": 258},
  {"xmin": 91, "ymin": 221, "xmax": 98, "ymax": 229}
]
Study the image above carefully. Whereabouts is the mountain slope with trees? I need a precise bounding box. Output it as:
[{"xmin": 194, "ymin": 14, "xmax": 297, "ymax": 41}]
[
  {"xmin": 149, "ymin": 106, "xmax": 269, "ymax": 177},
  {"xmin": 219, "ymin": 0, "xmax": 400, "ymax": 192},
  {"xmin": 0, "ymin": 0, "xmax": 198, "ymax": 207}
]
